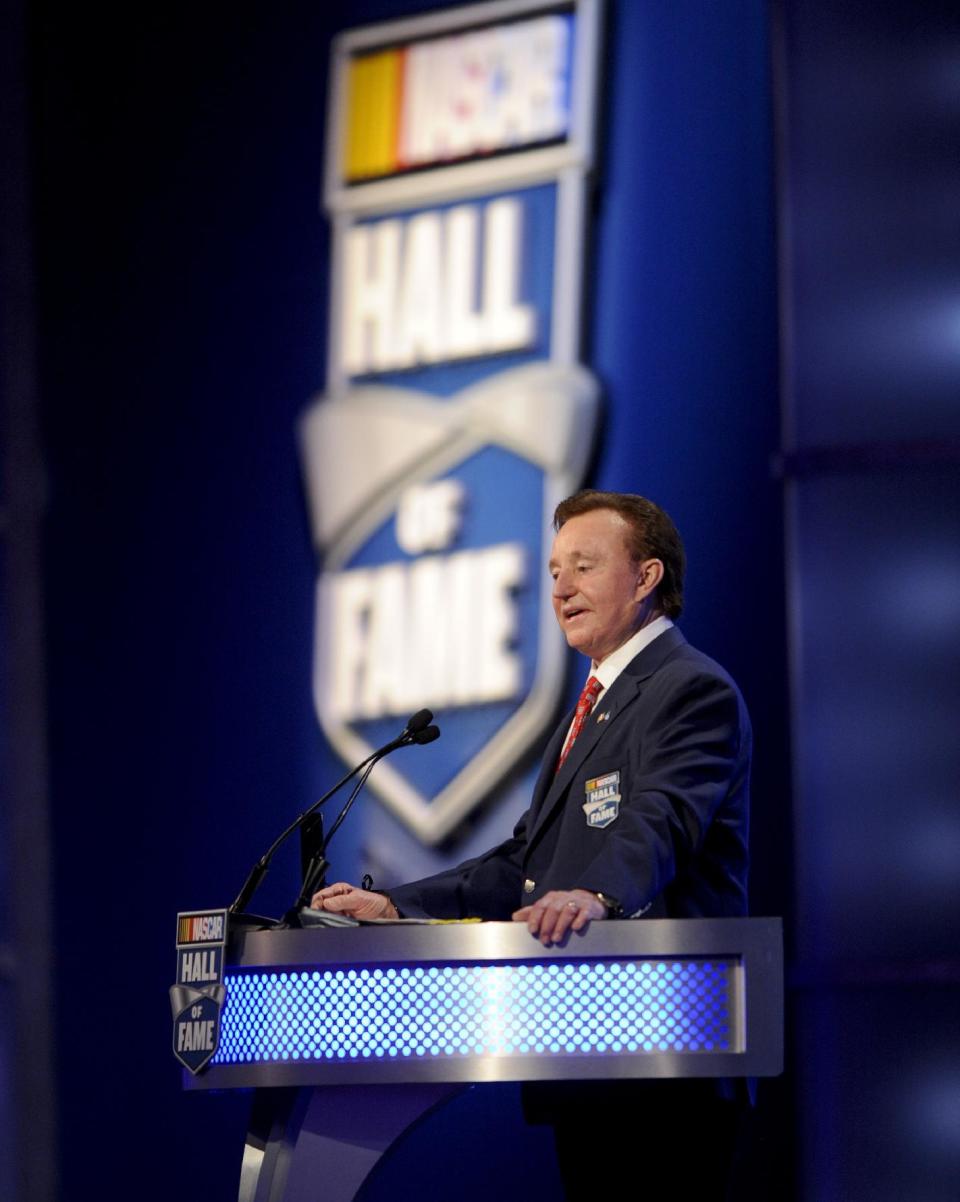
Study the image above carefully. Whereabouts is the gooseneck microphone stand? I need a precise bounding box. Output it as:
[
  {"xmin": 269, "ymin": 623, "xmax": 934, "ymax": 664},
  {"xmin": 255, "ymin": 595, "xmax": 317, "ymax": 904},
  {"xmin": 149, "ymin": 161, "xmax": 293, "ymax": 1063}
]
[
  {"xmin": 286, "ymin": 723, "xmax": 440, "ymax": 916},
  {"xmin": 228, "ymin": 710, "xmax": 437, "ymax": 922}
]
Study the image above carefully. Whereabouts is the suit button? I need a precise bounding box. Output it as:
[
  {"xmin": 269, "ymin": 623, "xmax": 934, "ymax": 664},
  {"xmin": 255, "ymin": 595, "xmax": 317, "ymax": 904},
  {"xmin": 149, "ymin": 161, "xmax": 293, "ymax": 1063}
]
[{"xmin": 523, "ymin": 879, "xmax": 536, "ymax": 894}]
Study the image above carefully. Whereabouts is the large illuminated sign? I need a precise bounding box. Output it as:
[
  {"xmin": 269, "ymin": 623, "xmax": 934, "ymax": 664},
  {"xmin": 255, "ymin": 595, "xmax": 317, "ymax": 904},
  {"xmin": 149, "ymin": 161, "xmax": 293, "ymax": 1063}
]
[{"xmin": 300, "ymin": 0, "xmax": 603, "ymax": 846}]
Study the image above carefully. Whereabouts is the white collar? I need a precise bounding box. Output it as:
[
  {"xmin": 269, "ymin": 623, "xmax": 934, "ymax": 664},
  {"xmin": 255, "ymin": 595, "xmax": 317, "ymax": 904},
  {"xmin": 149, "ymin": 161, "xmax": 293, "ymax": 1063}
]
[{"xmin": 591, "ymin": 614, "xmax": 674, "ymax": 696}]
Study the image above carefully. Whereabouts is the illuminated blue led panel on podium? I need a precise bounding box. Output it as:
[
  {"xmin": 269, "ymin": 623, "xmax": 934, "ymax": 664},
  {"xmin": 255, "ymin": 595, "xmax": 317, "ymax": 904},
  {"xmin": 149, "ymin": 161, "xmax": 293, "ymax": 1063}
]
[
  {"xmin": 215, "ymin": 958, "xmax": 733, "ymax": 1066},
  {"xmin": 186, "ymin": 918, "xmax": 782, "ymax": 1090}
]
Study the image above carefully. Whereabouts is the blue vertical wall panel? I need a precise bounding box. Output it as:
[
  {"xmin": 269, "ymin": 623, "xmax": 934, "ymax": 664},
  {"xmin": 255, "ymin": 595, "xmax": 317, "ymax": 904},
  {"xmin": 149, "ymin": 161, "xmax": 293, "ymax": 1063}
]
[
  {"xmin": 792, "ymin": 470, "xmax": 960, "ymax": 966},
  {"xmin": 797, "ymin": 988, "xmax": 960, "ymax": 1202},
  {"xmin": 776, "ymin": 0, "xmax": 960, "ymax": 1198}
]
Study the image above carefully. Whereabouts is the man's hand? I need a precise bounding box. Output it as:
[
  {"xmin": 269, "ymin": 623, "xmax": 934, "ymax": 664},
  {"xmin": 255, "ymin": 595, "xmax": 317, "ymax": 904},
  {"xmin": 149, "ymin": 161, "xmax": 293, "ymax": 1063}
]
[
  {"xmin": 512, "ymin": 889, "xmax": 606, "ymax": 945},
  {"xmin": 310, "ymin": 882, "xmax": 399, "ymax": 921}
]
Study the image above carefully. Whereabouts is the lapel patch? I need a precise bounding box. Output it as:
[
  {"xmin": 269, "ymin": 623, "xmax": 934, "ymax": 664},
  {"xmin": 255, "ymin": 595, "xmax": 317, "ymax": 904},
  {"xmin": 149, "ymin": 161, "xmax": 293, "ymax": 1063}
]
[{"xmin": 582, "ymin": 771, "xmax": 621, "ymax": 829}]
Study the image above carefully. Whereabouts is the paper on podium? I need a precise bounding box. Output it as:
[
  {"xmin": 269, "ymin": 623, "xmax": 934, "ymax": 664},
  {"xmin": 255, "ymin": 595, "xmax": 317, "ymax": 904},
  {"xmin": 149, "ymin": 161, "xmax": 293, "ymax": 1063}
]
[{"xmin": 298, "ymin": 908, "xmax": 483, "ymax": 927}]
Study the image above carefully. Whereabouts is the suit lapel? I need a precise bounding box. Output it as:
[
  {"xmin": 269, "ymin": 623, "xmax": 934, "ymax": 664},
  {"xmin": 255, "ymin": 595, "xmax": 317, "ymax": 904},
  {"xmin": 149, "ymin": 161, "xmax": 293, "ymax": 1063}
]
[
  {"xmin": 528, "ymin": 714, "xmax": 571, "ymax": 814},
  {"xmin": 527, "ymin": 672, "xmax": 640, "ymax": 847},
  {"xmin": 527, "ymin": 626, "xmax": 688, "ymax": 848}
]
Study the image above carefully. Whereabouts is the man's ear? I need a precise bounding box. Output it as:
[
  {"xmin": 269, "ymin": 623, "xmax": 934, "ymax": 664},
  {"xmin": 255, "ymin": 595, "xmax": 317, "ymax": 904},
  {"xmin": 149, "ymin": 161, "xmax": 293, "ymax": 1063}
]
[{"xmin": 636, "ymin": 558, "xmax": 664, "ymax": 600}]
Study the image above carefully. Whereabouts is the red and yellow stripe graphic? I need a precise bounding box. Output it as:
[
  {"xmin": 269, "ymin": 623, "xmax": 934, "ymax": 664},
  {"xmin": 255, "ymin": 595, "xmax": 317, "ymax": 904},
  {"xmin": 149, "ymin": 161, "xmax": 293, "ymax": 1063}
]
[
  {"xmin": 339, "ymin": 13, "xmax": 572, "ymax": 185},
  {"xmin": 177, "ymin": 912, "xmax": 225, "ymax": 944}
]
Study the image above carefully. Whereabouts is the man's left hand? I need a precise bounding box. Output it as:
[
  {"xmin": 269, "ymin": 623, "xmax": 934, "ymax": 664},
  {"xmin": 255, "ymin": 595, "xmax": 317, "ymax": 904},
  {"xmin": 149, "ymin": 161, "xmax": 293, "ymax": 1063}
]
[{"xmin": 512, "ymin": 889, "xmax": 607, "ymax": 946}]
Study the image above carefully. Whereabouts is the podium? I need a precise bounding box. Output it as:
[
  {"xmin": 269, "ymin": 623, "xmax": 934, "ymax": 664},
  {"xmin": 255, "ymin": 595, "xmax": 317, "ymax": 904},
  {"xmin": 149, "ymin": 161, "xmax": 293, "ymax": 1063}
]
[{"xmin": 185, "ymin": 918, "xmax": 782, "ymax": 1202}]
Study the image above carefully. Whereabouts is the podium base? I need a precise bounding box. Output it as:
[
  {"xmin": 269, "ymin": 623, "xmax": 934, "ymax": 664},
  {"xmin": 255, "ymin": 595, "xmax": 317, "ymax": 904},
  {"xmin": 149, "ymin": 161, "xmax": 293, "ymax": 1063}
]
[{"xmin": 240, "ymin": 1083, "xmax": 465, "ymax": 1202}]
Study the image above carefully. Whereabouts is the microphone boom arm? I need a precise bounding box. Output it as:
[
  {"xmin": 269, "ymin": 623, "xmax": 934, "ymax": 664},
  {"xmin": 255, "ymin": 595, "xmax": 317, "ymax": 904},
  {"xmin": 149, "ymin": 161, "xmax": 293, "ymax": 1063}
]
[{"xmin": 228, "ymin": 711, "xmax": 437, "ymax": 916}]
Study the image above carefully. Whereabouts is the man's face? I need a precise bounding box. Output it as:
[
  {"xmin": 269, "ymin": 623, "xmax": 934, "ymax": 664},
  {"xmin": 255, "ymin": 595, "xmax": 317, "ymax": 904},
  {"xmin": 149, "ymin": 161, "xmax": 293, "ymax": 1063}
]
[{"xmin": 549, "ymin": 508, "xmax": 653, "ymax": 664}]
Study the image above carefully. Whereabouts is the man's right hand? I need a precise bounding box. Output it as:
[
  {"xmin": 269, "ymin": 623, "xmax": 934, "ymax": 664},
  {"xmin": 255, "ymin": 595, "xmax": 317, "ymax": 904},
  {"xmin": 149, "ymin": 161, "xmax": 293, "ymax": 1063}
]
[{"xmin": 310, "ymin": 882, "xmax": 399, "ymax": 921}]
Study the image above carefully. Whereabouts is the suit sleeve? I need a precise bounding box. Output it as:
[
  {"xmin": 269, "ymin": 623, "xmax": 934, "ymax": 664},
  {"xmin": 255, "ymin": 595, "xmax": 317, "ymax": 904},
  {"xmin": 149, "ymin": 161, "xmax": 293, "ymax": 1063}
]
[
  {"xmin": 387, "ymin": 810, "xmax": 531, "ymax": 920},
  {"xmin": 571, "ymin": 665, "xmax": 750, "ymax": 918}
]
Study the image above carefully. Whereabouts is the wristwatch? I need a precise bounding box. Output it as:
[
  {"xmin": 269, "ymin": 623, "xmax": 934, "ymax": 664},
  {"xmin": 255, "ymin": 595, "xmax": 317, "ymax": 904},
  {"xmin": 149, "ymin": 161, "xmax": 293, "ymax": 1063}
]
[{"xmin": 591, "ymin": 891, "xmax": 623, "ymax": 917}]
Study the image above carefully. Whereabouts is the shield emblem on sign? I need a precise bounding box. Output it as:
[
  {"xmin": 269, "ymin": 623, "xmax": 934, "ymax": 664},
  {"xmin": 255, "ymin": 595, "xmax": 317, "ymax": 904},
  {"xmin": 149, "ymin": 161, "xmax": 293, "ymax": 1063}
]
[
  {"xmin": 300, "ymin": 361, "xmax": 599, "ymax": 845},
  {"xmin": 171, "ymin": 985, "xmax": 226, "ymax": 1075}
]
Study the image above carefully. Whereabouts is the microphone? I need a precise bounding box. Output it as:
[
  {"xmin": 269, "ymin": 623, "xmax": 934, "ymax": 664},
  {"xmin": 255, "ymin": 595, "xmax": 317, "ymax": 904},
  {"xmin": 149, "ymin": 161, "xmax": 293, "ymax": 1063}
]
[
  {"xmin": 228, "ymin": 710, "xmax": 439, "ymax": 917},
  {"xmin": 403, "ymin": 709, "xmax": 433, "ymax": 735}
]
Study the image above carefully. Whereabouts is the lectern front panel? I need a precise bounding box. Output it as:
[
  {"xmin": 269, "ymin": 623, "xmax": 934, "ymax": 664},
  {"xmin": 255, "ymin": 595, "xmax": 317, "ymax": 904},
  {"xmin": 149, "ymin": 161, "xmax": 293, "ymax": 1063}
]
[{"xmin": 184, "ymin": 917, "xmax": 782, "ymax": 1091}]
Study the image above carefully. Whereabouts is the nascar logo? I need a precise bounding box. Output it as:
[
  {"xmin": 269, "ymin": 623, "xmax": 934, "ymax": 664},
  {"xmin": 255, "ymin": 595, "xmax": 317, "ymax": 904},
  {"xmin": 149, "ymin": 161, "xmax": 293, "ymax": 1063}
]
[{"xmin": 341, "ymin": 12, "xmax": 572, "ymax": 181}]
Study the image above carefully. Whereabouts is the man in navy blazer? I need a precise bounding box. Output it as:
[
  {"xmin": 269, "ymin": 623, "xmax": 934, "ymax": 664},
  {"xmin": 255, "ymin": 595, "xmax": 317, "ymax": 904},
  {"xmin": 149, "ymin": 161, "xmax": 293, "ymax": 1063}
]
[
  {"xmin": 311, "ymin": 489, "xmax": 750, "ymax": 941},
  {"xmin": 311, "ymin": 490, "xmax": 752, "ymax": 1199}
]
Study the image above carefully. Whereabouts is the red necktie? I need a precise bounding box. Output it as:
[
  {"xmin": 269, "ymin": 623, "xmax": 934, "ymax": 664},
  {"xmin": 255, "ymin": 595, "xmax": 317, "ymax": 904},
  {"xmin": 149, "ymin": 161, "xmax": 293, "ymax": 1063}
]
[{"xmin": 556, "ymin": 675, "xmax": 602, "ymax": 772}]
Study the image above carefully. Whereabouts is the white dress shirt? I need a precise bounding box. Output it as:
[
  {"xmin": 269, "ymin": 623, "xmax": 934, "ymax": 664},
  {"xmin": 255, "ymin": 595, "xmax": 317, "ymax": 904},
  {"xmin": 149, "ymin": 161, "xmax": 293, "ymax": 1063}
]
[
  {"xmin": 561, "ymin": 614, "xmax": 674, "ymax": 743},
  {"xmin": 589, "ymin": 614, "xmax": 674, "ymax": 703}
]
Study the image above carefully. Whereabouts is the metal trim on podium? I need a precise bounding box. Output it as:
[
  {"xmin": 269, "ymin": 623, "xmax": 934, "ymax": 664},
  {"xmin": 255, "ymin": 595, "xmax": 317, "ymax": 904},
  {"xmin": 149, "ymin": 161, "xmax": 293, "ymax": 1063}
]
[{"xmin": 184, "ymin": 918, "xmax": 782, "ymax": 1202}]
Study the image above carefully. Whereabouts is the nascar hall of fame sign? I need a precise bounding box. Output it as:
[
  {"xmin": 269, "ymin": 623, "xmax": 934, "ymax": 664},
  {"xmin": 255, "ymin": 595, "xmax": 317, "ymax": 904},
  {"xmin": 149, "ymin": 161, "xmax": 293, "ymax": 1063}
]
[
  {"xmin": 170, "ymin": 910, "xmax": 227, "ymax": 1074},
  {"xmin": 300, "ymin": 0, "xmax": 604, "ymax": 847}
]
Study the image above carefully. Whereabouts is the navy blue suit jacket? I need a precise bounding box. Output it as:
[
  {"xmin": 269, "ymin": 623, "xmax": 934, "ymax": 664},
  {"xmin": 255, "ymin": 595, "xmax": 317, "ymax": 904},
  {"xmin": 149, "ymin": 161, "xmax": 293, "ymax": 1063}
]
[{"xmin": 390, "ymin": 626, "xmax": 750, "ymax": 921}]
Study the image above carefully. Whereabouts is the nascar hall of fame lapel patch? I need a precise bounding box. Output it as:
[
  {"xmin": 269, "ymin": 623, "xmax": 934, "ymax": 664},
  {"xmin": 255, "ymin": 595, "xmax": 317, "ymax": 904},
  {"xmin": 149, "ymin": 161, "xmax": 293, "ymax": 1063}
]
[
  {"xmin": 583, "ymin": 771, "xmax": 621, "ymax": 829},
  {"xmin": 300, "ymin": 1, "xmax": 604, "ymax": 847},
  {"xmin": 170, "ymin": 910, "xmax": 227, "ymax": 1074}
]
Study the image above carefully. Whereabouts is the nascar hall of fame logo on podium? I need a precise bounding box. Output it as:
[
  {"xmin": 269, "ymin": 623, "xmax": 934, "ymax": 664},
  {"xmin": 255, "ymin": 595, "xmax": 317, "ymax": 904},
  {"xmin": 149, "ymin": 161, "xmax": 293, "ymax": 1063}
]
[
  {"xmin": 170, "ymin": 910, "xmax": 227, "ymax": 1074},
  {"xmin": 300, "ymin": 0, "xmax": 604, "ymax": 846}
]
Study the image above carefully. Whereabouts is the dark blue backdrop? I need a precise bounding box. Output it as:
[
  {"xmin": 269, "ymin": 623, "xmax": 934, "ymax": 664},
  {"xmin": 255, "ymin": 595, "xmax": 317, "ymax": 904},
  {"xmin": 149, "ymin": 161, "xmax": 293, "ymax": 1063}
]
[{"xmin": 776, "ymin": 2, "xmax": 960, "ymax": 1198}]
